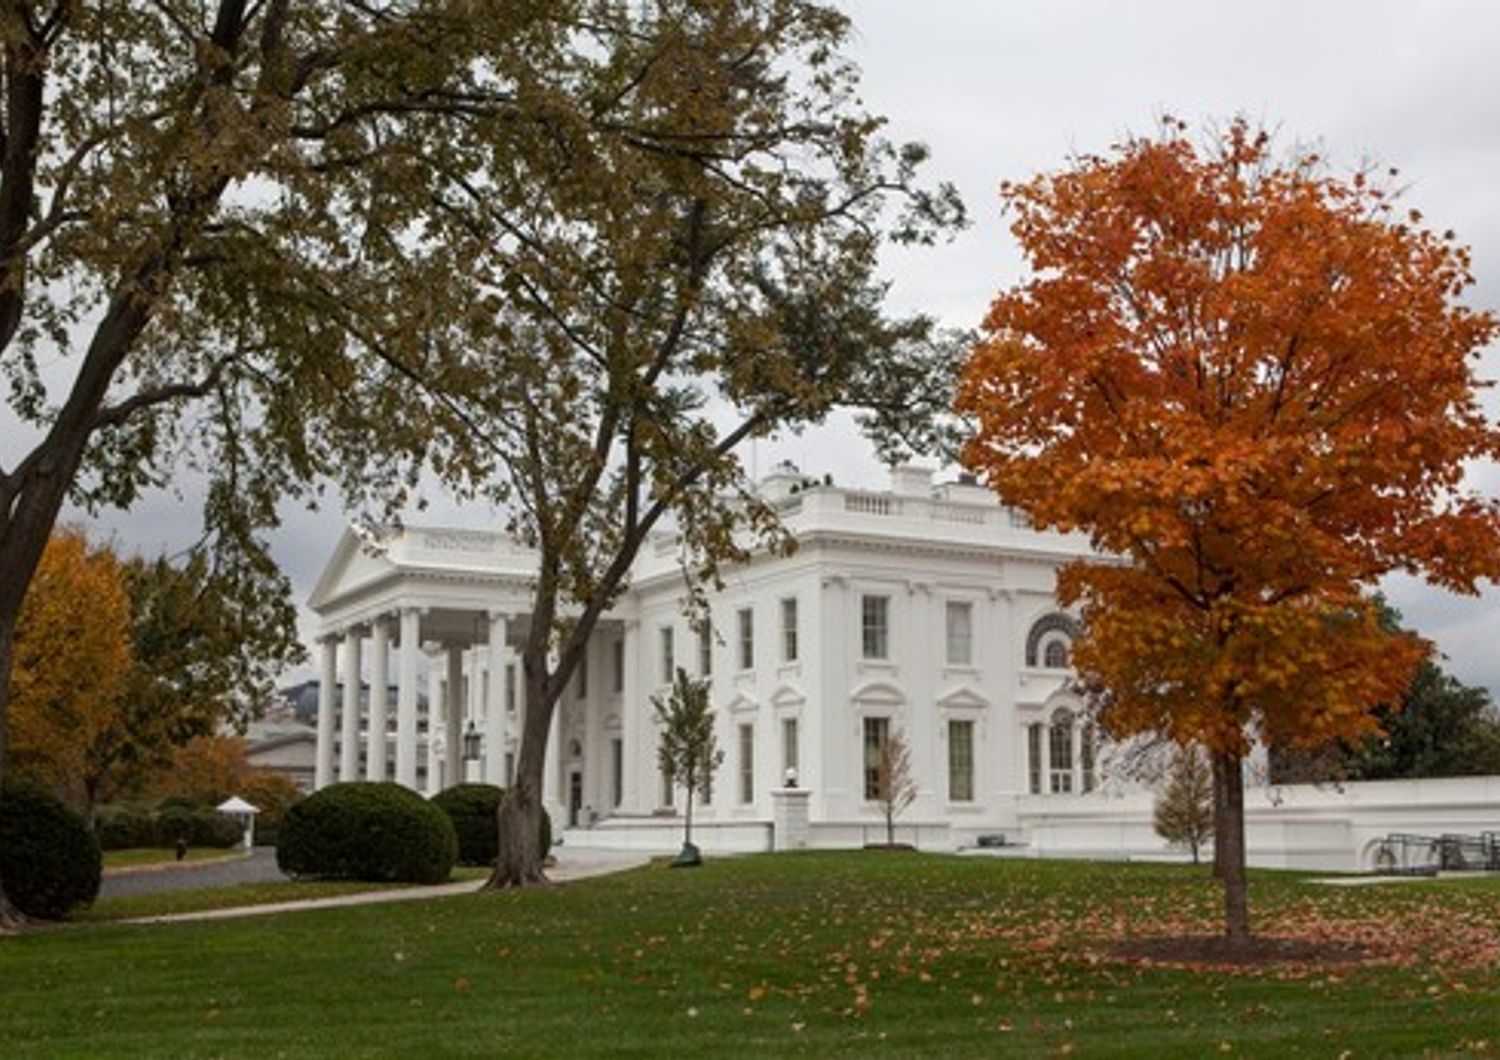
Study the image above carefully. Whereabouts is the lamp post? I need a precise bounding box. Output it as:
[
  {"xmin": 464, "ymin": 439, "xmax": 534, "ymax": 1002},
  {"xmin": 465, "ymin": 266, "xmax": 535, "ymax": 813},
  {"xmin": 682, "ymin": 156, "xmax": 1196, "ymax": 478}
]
[{"xmin": 462, "ymin": 720, "xmax": 481, "ymax": 781}]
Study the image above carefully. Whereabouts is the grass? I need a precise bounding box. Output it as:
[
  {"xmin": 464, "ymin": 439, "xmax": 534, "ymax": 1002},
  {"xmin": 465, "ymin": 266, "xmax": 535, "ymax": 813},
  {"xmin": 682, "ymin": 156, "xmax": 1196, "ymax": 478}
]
[
  {"xmin": 81, "ymin": 866, "xmax": 493, "ymax": 922},
  {"xmin": 2, "ymin": 853, "xmax": 1499, "ymax": 1056},
  {"xmin": 101, "ymin": 848, "xmax": 246, "ymax": 871}
]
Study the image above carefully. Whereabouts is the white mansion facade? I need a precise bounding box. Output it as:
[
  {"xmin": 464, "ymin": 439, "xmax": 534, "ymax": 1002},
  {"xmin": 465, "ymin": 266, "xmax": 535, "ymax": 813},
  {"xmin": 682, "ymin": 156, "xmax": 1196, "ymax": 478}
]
[{"xmin": 307, "ymin": 464, "xmax": 1100, "ymax": 849}]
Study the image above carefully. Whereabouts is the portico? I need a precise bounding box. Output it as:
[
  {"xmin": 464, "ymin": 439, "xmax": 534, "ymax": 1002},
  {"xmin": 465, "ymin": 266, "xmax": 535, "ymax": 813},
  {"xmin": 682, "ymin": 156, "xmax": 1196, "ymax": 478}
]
[{"xmin": 307, "ymin": 526, "xmax": 569, "ymax": 814}]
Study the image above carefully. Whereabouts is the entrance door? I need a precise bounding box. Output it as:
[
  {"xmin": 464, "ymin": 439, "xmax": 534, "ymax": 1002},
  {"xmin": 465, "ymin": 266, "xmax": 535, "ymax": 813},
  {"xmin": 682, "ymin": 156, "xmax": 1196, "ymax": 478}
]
[{"xmin": 568, "ymin": 771, "xmax": 583, "ymax": 828}]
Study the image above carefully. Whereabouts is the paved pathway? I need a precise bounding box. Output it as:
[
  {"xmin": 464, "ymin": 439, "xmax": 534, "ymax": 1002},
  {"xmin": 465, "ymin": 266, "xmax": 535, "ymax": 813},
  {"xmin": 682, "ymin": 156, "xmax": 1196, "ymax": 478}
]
[
  {"xmin": 121, "ymin": 848, "xmax": 649, "ymax": 925},
  {"xmin": 100, "ymin": 848, "xmax": 286, "ymax": 899}
]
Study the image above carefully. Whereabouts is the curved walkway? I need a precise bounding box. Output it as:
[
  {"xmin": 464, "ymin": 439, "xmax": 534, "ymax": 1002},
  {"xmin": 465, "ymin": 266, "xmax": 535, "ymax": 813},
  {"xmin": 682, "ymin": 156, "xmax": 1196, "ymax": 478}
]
[
  {"xmin": 122, "ymin": 848, "xmax": 649, "ymax": 925},
  {"xmin": 100, "ymin": 849, "xmax": 285, "ymax": 899}
]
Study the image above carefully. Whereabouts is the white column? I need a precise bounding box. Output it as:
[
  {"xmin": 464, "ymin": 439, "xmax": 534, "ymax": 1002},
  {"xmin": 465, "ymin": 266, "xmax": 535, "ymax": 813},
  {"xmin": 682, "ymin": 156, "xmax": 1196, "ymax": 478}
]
[
  {"xmin": 339, "ymin": 627, "xmax": 363, "ymax": 781},
  {"xmin": 395, "ymin": 608, "xmax": 420, "ymax": 790},
  {"xmin": 426, "ymin": 653, "xmax": 443, "ymax": 795},
  {"xmin": 315, "ymin": 635, "xmax": 338, "ymax": 789},
  {"xmin": 619, "ymin": 620, "xmax": 642, "ymax": 811},
  {"xmin": 445, "ymin": 642, "xmax": 464, "ymax": 791},
  {"xmin": 485, "ymin": 613, "xmax": 509, "ymax": 785},
  {"xmin": 367, "ymin": 617, "xmax": 391, "ymax": 781},
  {"xmin": 543, "ymin": 698, "xmax": 562, "ymax": 820}
]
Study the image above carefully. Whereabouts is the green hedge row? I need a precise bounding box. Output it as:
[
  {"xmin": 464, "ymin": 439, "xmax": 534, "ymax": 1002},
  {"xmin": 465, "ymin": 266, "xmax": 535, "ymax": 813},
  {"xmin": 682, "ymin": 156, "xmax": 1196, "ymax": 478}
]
[{"xmin": 95, "ymin": 806, "xmax": 244, "ymax": 850}]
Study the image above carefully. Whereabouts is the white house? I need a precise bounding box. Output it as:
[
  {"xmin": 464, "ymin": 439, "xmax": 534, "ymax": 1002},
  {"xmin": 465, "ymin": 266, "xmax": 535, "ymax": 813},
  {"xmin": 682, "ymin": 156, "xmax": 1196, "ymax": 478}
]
[
  {"xmin": 306, "ymin": 463, "xmax": 1500, "ymax": 872},
  {"xmin": 307, "ymin": 464, "xmax": 1098, "ymax": 847}
]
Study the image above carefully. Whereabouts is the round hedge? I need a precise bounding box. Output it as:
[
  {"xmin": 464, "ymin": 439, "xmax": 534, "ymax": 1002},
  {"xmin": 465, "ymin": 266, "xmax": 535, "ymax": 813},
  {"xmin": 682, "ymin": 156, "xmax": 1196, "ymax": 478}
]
[
  {"xmin": 430, "ymin": 784, "xmax": 552, "ymax": 866},
  {"xmin": 0, "ymin": 781, "xmax": 102, "ymax": 920},
  {"xmin": 276, "ymin": 782, "xmax": 456, "ymax": 884}
]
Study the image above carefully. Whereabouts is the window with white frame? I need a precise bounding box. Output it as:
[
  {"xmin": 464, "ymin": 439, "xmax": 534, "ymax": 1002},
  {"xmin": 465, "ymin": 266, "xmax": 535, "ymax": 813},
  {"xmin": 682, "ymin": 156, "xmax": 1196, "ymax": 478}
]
[
  {"xmin": 1027, "ymin": 723, "xmax": 1043, "ymax": 795},
  {"xmin": 612, "ymin": 639, "xmax": 624, "ymax": 693},
  {"xmin": 862, "ymin": 716, "xmax": 890, "ymax": 799},
  {"xmin": 610, "ymin": 739, "xmax": 623, "ymax": 808},
  {"xmin": 1043, "ymin": 637, "xmax": 1070, "ymax": 669},
  {"xmin": 505, "ymin": 664, "xmax": 517, "ymax": 714},
  {"xmin": 661, "ymin": 763, "xmax": 674, "ymax": 808},
  {"xmin": 781, "ymin": 597, "xmax": 799, "ymax": 662},
  {"xmin": 948, "ymin": 719, "xmax": 975, "ymax": 801},
  {"xmin": 1049, "ymin": 709, "xmax": 1075, "ymax": 793},
  {"xmin": 699, "ymin": 624, "xmax": 713, "ymax": 677},
  {"xmin": 861, "ymin": 594, "xmax": 890, "ymax": 660},
  {"xmin": 659, "ymin": 626, "xmax": 674, "ymax": 684},
  {"xmin": 945, "ymin": 601, "xmax": 973, "ymax": 665},
  {"xmin": 1080, "ymin": 722, "xmax": 1097, "ymax": 793},
  {"xmin": 782, "ymin": 717, "xmax": 799, "ymax": 784},
  {"xmin": 739, "ymin": 723, "xmax": 755, "ymax": 804},
  {"xmin": 738, "ymin": 607, "xmax": 754, "ymax": 669}
]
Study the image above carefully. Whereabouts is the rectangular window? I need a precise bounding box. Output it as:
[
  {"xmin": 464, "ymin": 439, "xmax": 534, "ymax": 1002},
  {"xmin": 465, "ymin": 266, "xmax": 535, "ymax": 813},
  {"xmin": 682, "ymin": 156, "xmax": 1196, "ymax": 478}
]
[
  {"xmin": 1050, "ymin": 718, "xmax": 1074, "ymax": 794},
  {"xmin": 612, "ymin": 639, "xmax": 625, "ymax": 693},
  {"xmin": 861, "ymin": 595, "xmax": 889, "ymax": 660},
  {"xmin": 1027, "ymin": 723, "xmax": 1042, "ymax": 795},
  {"xmin": 738, "ymin": 607, "xmax": 754, "ymax": 670},
  {"xmin": 863, "ymin": 716, "xmax": 890, "ymax": 800},
  {"xmin": 782, "ymin": 717, "xmax": 799, "ymax": 785},
  {"xmin": 781, "ymin": 597, "xmax": 799, "ymax": 662},
  {"xmin": 699, "ymin": 625, "xmax": 713, "ymax": 677},
  {"xmin": 660, "ymin": 626, "xmax": 674, "ymax": 684},
  {"xmin": 505, "ymin": 664, "xmax": 517, "ymax": 714},
  {"xmin": 948, "ymin": 720, "xmax": 974, "ymax": 802},
  {"xmin": 610, "ymin": 738, "xmax": 623, "ymax": 808},
  {"xmin": 505, "ymin": 751, "xmax": 516, "ymax": 787},
  {"xmin": 576, "ymin": 654, "xmax": 588, "ymax": 699},
  {"xmin": 1081, "ymin": 725, "xmax": 1097, "ymax": 794},
  {"xmin": 945, "ymin": 601, "xmax": 973, "ymax": 666},
  {"xmin": 739, "ymin": 724, "xmax": 755, "ymax": 804},
  {"xmin": 661, "ymin": 764, "xmax": 674, "ymax": 808}
]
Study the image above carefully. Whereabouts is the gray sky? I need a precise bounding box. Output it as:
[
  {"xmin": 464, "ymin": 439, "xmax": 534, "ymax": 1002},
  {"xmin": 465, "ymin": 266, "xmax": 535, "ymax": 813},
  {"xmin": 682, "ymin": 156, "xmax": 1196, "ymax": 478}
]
[{"xmin": 52, "ymin": 0, "xmax": 1500, "ymax": 695}]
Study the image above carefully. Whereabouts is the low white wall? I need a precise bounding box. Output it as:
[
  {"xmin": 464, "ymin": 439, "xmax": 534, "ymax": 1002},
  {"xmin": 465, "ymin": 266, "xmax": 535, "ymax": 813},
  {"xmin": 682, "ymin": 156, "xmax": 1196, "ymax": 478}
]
[
  {"xmin": 1015, "ymin": 775, "xmax": 1500, "ymax": 871},
  {"xmin": 567, "ymin": 777, "xmax": 1500, "ymax": 872}
]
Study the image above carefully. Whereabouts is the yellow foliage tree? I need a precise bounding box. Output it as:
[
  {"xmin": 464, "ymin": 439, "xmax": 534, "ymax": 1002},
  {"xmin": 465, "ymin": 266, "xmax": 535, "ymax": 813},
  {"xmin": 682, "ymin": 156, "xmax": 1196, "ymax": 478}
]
[{"xmin": 7, "ymin": 530, "xmax": 131, "ymax": 808}]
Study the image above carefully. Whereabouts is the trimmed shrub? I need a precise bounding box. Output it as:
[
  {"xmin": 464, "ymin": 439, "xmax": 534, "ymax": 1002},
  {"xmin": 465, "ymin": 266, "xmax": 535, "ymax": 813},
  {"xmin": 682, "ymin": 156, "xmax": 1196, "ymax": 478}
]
[
  {"xmin": 430, "ymin": 784, "xmax": 552, "ymax": 866},
  {"xmin": 0, "ymin": 781, "xmax": 102, "ymax": 920},
  {"xmin": 277, "ymin": 782, "xmax": 456, "ymax": 884},
  {"xmin": 152, "ymin": 806, "xmax": 243, "ymax": 849},
  {"xmin": 95, "ymin": 807, "xmax": 156, "ymax": 851}
]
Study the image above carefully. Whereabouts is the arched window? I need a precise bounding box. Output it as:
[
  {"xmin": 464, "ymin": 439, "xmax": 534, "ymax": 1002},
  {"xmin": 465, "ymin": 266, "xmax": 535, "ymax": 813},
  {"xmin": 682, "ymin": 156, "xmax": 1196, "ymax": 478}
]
[
  {"xmin": 1048, "ymin": 708, "xmax": 1074, "ymax": 793},
  {"xmin": 1025, "ymin": 613, "xmax": 1081, "ymax": 668},
  {"xmin": 1042, "ymin": 638, "xmax": 1070, "ymax": 669}
]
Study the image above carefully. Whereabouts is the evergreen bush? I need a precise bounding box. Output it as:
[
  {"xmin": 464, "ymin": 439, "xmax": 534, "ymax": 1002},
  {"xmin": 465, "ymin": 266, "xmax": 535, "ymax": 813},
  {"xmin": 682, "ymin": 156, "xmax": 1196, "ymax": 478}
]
[
  {"xmin": 430, "ymin": 784, "xmax": 552, "ymax": 865},
  {"xmin": 0, "ymin": 781, "xmax": 102, "ymax": 920},
  {"xmin": 276, "ymin": 782, "xmax": 456, "ymax": 884}
]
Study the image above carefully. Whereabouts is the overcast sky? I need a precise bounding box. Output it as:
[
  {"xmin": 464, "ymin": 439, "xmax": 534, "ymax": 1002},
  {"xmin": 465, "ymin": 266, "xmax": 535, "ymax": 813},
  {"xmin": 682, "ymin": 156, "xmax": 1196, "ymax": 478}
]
[{"xmin": 55, "ymin": 0, "xmax": 1500, "ymax": 695}]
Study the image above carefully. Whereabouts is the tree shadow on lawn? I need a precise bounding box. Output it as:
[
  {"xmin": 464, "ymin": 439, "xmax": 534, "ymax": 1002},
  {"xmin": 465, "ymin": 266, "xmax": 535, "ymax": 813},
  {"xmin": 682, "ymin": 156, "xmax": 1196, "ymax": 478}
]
[{"xmin": 1114, "ymin": 934, "xmax": 1368, "ymax": 969}]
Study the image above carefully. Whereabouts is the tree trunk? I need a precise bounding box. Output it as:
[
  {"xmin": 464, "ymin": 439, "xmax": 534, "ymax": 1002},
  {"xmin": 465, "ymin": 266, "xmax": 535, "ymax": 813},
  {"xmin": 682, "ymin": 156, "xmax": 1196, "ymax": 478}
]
[
  {"xmin": 684, "ymin": 781, "xmax": 694, "ymax": 848},
  {"xmin": 1213, "ymin": 749, "xmax": 1251, "ymax": 944},
  {"xmin": 486, "ymin": 651, "xmax": 553, "ymax": 888},
  {"xmin": 885, "ymin": 805, "xmax": 894, "ymax": 846},
  {"xmin": 1211, "ymin": 754, "xmax": 1230, "ymax": 879}
]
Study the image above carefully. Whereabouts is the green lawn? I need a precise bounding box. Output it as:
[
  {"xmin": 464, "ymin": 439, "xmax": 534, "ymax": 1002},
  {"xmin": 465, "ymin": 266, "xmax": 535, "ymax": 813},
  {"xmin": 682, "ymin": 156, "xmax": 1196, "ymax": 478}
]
[{"xmin": 3, "ymin": 853, "xmax": 1499, "ymax": 1057}]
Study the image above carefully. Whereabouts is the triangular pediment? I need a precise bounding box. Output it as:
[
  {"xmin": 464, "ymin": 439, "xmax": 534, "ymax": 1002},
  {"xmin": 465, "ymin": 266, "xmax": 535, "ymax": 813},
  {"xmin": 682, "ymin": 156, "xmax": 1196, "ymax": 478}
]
[
  {"xmin": 307, "ymin": 526, "xmax": 400, "ymax": 612},
  {"xmin": 937, "ymin": 684, "xmax": 989, "ymax": 711},
  {"xmin": 770, "ymin": 684, "xmax": 805, "ymax": 709}
]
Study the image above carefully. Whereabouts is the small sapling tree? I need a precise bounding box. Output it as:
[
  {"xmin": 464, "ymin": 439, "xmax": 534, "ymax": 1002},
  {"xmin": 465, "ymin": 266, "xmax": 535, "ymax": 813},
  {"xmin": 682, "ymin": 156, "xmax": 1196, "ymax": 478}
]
[
  {"xmin": 652, "ymin": 668, "xmax": 723, "ymax": 868},
  {"xmin": 872, "ymin": 731, "xmax": 918, "ymax": 848},
  {"xmin": 1154, "ymin": 745, "xmax": 1215, "ymax": 865}
]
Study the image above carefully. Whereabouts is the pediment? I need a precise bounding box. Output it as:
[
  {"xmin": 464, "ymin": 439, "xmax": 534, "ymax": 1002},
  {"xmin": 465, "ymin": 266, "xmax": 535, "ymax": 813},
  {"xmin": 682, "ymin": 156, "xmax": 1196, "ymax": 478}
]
[
  {"xmin": 725, "ymin": 693, "xmax": 760, "ymax": 714},
  {"xmin": 770, "ymin": 684, "xmax": 805, "ymax": 709},
  {"xmin": 937, "ymin": 685, "xmax": 989, "ymax": 711},
  {"xmin": 308, "ymin": 526, "xmax": 399, "ymax": 612},
  {"xmin": 850, "ymin": 680, "xmax": 905, "ymax": 706}
]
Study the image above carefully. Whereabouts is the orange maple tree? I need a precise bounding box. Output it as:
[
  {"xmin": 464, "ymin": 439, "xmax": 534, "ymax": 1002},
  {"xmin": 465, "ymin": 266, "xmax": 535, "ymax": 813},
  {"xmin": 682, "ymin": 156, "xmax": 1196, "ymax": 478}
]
[
  {"xmin": 959, "ymin": 120, "xmax": 1500, "ymax": 942},
  {"xmin": 7, "ymin": 529, "xmax": 132, "ymax": 803}
]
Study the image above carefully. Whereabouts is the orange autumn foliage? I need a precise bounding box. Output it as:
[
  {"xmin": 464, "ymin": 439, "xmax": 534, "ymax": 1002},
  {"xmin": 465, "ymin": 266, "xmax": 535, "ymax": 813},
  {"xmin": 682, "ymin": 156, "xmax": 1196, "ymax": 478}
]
[
  {"xmin": 7, "ymin": 529, "xmax": 132, "ymax": 798},
  {"xmin": 959, "ymin": 120, "xmax": 1500, "ymax": 759}
]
